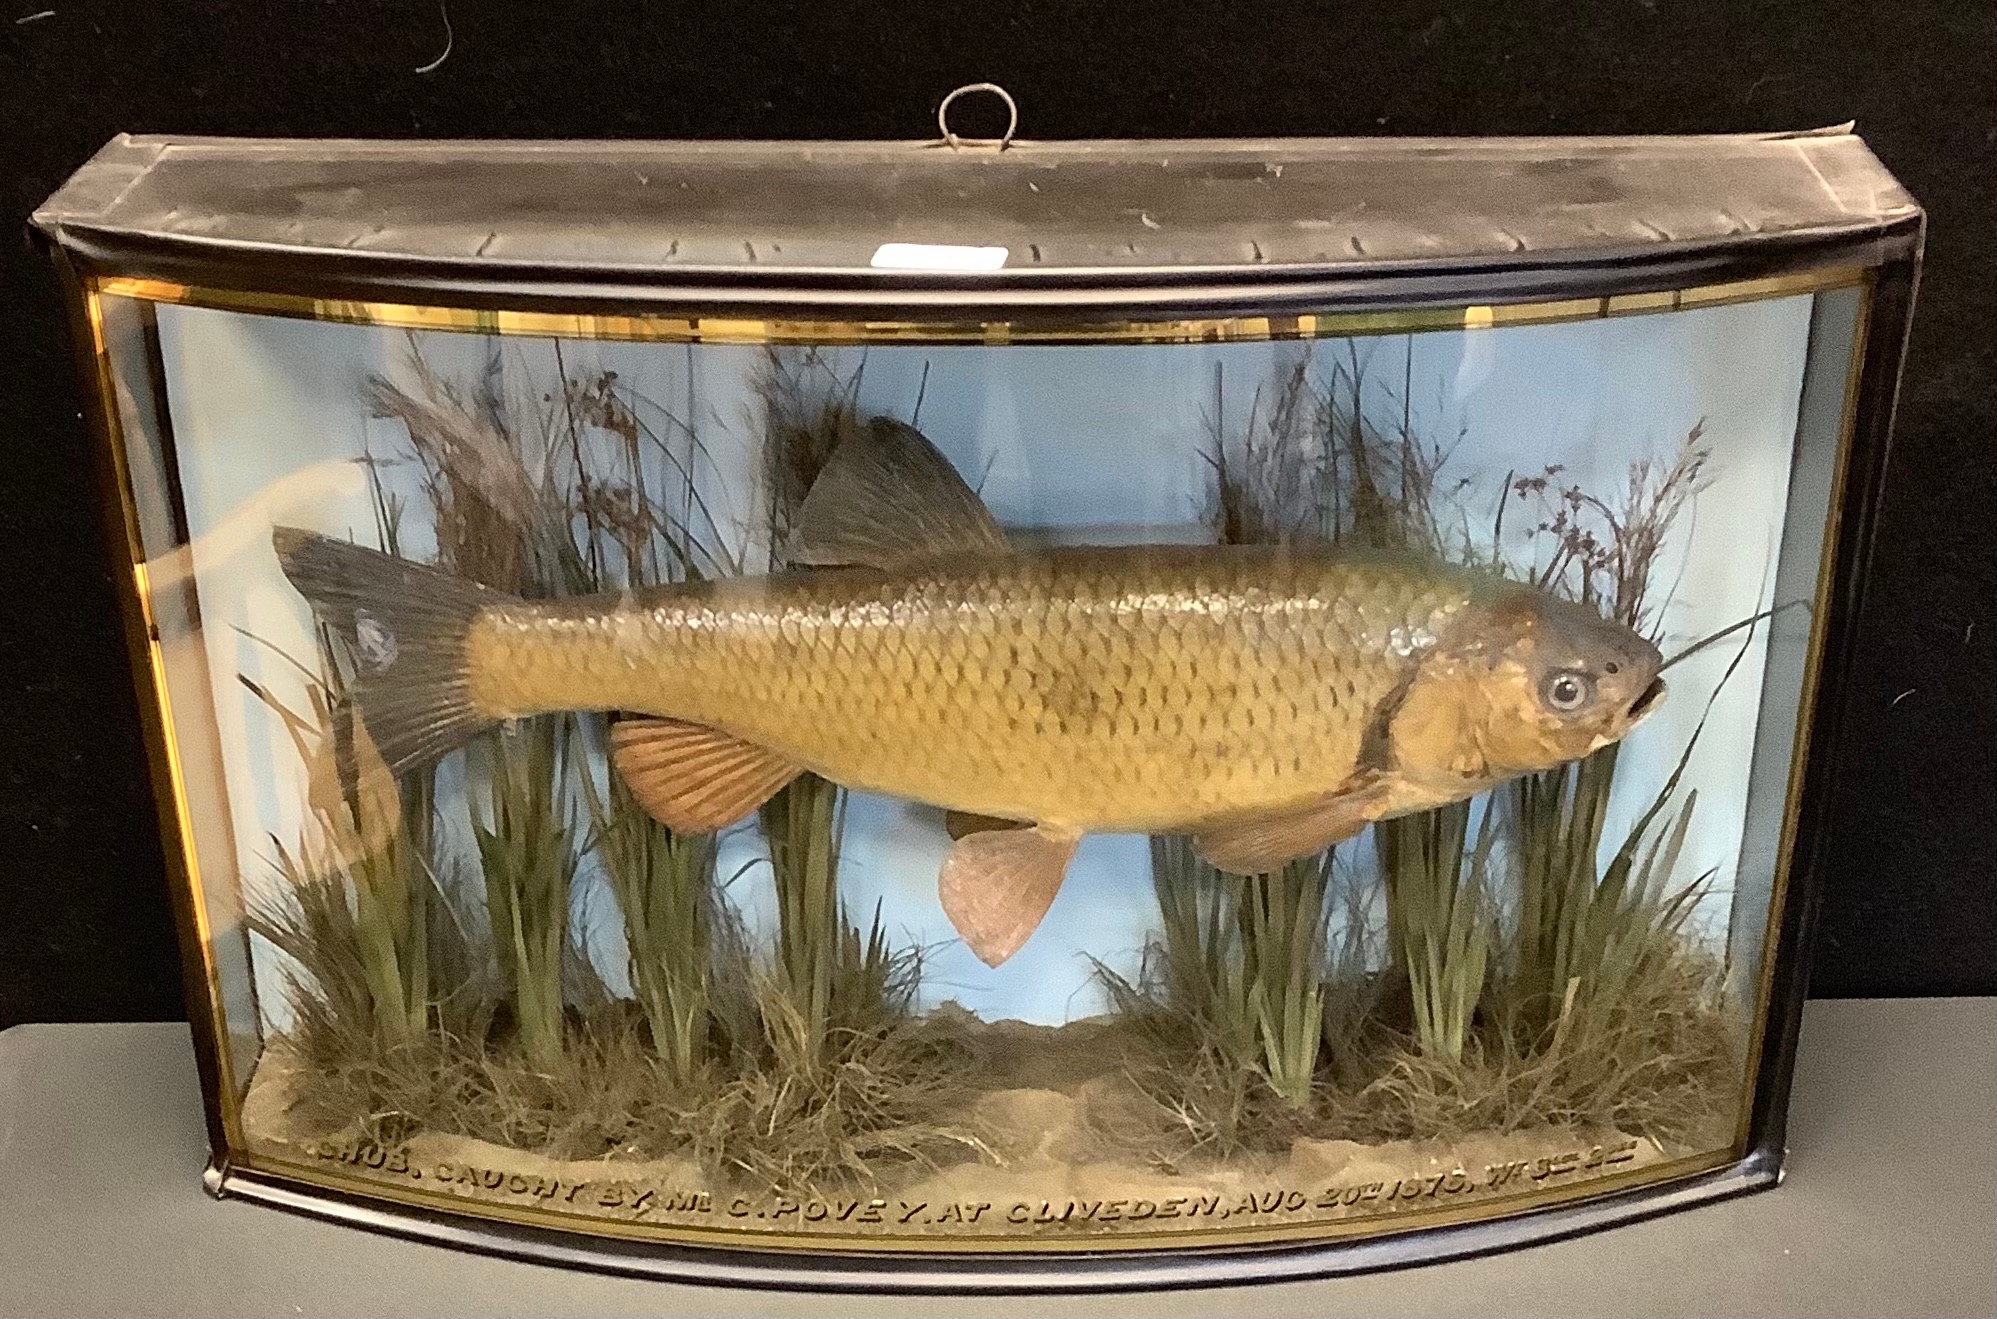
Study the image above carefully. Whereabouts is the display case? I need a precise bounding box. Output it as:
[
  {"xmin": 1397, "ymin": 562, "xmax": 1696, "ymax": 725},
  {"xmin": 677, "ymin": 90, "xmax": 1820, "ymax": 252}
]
[{"xmin": 32, "ymin": 124, "xmax": 1921, "ymax": 1289}]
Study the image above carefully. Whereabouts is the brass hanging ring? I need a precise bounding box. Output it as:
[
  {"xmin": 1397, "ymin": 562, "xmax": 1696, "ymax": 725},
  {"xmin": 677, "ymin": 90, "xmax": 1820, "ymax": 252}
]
[{"xmin": 937, "ymin": 83, "xmax": 1019, "ymax": 151}]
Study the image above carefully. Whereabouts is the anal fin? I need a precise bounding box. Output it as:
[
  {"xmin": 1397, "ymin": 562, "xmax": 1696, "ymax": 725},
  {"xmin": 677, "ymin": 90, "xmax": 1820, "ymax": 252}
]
[
  {"xmin": 938, "ymin": 825, "xmax": 1079, "ymax": 968},
  {"xmin": 610, "ymin": 716, "xmax": 802, "ymax": 834},
  {"xmin": 1192, "ymin": 779, "xmax": 1392, "ymax": 876}
]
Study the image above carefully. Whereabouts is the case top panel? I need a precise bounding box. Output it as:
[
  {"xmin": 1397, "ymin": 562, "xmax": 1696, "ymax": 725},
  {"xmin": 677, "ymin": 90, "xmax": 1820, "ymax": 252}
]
[{"xmin": 36, "ymin": 130, "xmax": 1918, "ymax": 286}]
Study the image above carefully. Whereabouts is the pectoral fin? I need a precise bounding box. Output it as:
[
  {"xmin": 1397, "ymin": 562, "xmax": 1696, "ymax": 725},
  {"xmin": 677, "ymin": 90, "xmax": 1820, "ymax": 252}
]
[
  {"xmin": 1192, "ymin": 781, "xmax": 1391, "ymax": 875},
  {"xmin": 789, "ymin": 416, "xmax": 1009, "ymax": 568},
  {"xmin": 938, "ymin": 825, "xmax": 1080, "ymax": 968},
  {"xmin": 609, "ymin": 716, "xmax": 802, "ymax": 833}
]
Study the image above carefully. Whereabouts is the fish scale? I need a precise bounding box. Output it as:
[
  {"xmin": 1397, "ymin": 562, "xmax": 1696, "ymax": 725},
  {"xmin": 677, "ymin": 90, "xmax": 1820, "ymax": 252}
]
[{"xmin": 471, "ymin": 545, "xmax": 1484, "ymax": 834}]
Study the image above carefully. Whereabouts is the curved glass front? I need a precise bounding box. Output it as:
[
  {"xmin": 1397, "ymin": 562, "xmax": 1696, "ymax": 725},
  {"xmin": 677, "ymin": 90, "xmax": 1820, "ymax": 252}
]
[{"xmin": 89, "ymin": 272, "xmax": 1866, "ymax": 1254}]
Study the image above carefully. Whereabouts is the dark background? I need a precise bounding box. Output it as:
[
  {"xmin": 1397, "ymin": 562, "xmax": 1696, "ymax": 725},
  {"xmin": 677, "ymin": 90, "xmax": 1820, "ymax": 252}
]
[{"xmin": 1, "ymin": 2, "xmax": 1990, "ymax": 1028}]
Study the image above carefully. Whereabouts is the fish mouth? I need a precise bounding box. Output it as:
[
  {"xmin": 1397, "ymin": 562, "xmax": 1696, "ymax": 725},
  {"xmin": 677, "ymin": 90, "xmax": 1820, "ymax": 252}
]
[{"xmin": 1623, "ymin": 678, "xmax": 1667, "ymax": 728}]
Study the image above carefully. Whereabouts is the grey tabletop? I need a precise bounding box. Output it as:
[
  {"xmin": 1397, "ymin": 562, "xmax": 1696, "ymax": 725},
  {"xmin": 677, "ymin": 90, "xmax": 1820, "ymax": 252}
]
[{"xmin": 1, "ymin": 998, "xmax": 1992, "ymax": 1318}]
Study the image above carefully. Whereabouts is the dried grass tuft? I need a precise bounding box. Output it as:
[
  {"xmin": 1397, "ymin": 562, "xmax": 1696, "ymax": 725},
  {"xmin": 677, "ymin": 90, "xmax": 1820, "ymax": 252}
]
[
  {"xmin": 1334, "ymin": 942, "xmax": 1736, "ymax": 1148},
  {"xmin": 687, "ymin": 963, "xmax": 992, "ymax": 1194},
  {"xmin": 1095, "ymin": 840, "xmax": 1379, "ymax": 1164}
]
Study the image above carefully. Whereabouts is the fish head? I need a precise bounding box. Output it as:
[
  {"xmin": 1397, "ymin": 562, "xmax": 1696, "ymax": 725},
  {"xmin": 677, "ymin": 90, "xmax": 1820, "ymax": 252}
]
[{"xmin": 1400, "ymin": 591, "xmax": 1665, "ymax": 783}]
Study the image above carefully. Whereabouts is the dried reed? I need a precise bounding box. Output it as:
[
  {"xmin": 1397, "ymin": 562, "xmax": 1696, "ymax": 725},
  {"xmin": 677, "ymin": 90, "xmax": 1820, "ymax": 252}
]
[
  {"xmin": 1097, "ymin": 841, "xmax": 1374, "ymax": 1160},
  {"xmin": 754, "ymin": 348, "xmax": 923, "ymax": 1059},
  {"xmin": 1499, "ymin": 424, "xmax": 1717, "ymax": 1046},
  {"xmin": 243, "ymin": 461, "xmax": 474, "ymax": 1054},
  {"xmin": 1376, "ymin": 799, "xmax": 1496, "ymax": 1062},
  {"xmin": 370, "ymin": 347, "xmax": 592, "ymax": 1067},
  {"xmin": 1117, "ymin": 840, "xmax": 1346, "ymax": 1110},
  {"xmin": 561, "ymin": 365, "xmax": 738, "ymax": 1084}
]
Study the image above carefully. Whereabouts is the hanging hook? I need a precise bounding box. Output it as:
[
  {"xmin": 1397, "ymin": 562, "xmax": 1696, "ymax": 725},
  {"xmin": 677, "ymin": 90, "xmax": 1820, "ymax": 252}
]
[{"xmin": 936, "ymin": 82, "xmax": 1019, "ymax": 151}]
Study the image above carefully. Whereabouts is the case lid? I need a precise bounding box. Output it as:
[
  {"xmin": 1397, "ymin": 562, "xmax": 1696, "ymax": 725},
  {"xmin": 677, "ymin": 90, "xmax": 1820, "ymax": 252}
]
[{"xmin": 34, "ymin": 130, "xmax": 1921, "ymax": 310}]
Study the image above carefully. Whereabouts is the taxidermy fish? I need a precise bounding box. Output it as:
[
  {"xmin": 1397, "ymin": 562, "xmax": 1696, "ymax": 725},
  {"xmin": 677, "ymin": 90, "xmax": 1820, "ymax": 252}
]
[{"xmin": 274, "ymin": 417, "xmax": 1665, "ymax": 967}]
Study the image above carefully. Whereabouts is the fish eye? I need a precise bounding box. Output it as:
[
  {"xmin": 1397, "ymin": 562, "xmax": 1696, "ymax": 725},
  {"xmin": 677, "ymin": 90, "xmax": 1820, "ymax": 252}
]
[{"xmin": 1541, "ymin": 670, "xmax": 1595, "ymax": 714}]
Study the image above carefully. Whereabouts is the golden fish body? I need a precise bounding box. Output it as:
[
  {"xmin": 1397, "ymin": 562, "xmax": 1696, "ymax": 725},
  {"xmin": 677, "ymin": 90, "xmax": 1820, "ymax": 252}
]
[
  {"xmin": 276, "ymin": 414, "xmax": 1664, "ymax": 966},
  {"xmin": 470, "ymin": 546, "xmax": 1490, "ymax": 834}
]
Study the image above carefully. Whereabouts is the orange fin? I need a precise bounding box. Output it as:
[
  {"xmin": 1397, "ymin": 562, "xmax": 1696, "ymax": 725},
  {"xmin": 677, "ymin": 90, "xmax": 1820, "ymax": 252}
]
[
  {"xmin": 938, "ymin": 825, "xmax": 1079, "ymax": 968},
  {"xmin": 1192, "ymin": 783, "xmax": 1389, "ymax": 876},
  {"xmin": 944, "ymin": 809, "xmax": 1032, "ymax": 841},
  {"xmin": 789, "ymin": 416, "xmax": 1009, "ymax": 568},
  {"xmin": 609, "ymin": 716, "xmax": 802, "ymax": 834}
]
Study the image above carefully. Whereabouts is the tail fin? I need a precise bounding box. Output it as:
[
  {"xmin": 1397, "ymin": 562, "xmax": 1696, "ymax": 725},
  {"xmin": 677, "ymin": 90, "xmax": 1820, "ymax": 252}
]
[{"xmin": 272, "ymin": 527, "xmax": 509, "ymax": 778}]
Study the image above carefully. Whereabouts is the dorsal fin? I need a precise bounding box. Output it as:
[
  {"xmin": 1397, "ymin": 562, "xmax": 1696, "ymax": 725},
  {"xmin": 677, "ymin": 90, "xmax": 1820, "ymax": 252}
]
[{"xmin": 788, "ymin": 416, "xmax": 1008, "ymax": 568}]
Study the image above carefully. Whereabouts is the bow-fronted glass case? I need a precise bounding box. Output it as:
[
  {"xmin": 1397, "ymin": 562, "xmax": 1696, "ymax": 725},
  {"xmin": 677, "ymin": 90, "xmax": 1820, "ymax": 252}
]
[{"xmin": 36, "ymin": 130, "xmax": 1920, "ymax": 1288}]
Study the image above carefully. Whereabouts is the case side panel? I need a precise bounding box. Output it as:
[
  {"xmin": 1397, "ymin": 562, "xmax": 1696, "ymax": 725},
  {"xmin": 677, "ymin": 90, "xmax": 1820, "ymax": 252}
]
[
  {"xmin": 1724, "ymin": 285, "xmax": 1868, "ymax": 1007},
  {"xmin": 1738, "ymin": 238, "xmax": 1923, "ymax": 1167},
  {"xmin": 48, "ymin": 249, "xmax": 254, "ymax": 1165}
]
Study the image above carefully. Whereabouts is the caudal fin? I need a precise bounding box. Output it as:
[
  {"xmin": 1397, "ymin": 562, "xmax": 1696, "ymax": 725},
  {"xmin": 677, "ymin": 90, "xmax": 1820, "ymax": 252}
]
[{"xmin": 273, "ymin": 527, "xmax": 507, "ymax": 778}]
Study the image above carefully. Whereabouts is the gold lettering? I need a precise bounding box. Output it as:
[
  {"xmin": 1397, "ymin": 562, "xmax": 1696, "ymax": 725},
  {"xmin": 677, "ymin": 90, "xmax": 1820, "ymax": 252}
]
[{"xmin": 306, "ymin": 1133, "xmax": 1654, "ymax": 1238}]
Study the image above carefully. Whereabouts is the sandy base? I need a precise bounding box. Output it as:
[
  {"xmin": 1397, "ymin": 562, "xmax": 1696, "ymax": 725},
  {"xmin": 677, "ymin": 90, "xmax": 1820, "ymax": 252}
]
[{"xmin": 242, "ymin": 1017, "xmax": 1710, "ymax": 1245}]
